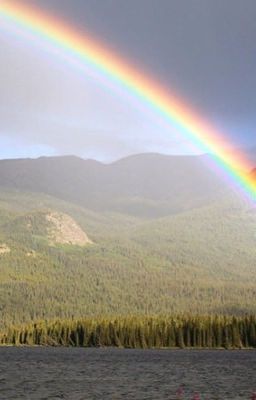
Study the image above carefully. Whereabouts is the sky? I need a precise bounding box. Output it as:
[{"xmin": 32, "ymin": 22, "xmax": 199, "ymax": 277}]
[{"xmin": 0, "ymin": 0, "xmax": 255, "ymax": 161}]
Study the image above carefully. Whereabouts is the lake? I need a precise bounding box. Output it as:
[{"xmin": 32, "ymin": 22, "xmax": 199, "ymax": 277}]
[{"xmin": 0, "ymin": 348, "xmax": 255, "ymax": 399}]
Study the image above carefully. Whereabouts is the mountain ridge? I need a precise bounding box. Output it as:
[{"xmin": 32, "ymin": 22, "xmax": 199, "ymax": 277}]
[{"xmin": 0, "ymin": 153, "xmax": 232, "ymax": 218}]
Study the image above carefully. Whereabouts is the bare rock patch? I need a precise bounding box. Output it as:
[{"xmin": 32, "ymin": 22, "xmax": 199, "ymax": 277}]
[{"xmin": 46, "ymin": 212, "xmax": 93, "ymax": 246}]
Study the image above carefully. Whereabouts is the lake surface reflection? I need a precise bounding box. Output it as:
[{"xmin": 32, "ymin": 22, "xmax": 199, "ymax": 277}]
[{"xmin": 0, "ymin": 348, "xmax": 255, "ymax": 399}]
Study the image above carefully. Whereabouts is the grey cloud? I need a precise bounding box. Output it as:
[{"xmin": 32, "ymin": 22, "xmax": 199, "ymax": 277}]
[{"xmin": 0, "ymin": 0, "xmax": 255, "ymax": 160}]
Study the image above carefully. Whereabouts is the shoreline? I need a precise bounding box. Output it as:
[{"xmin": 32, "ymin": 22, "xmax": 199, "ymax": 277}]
[{"xmin": 0, "ymin": 344, "xmax": 255, "ymax": 350}]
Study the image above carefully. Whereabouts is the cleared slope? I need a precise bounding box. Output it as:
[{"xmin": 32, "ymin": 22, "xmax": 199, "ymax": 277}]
[{"xmin": 46, "ymin": 212, "xmax": 93, "ymax": 246}]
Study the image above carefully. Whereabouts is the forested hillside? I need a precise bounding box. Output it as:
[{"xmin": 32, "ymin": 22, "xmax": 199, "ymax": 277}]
[{"xmin": 0, "ymin": 164, "xmax": 255, "ymax": 329}]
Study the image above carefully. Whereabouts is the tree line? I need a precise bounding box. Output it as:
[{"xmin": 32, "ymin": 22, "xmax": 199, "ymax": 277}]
[{"xmin": 1, "ymin": 315, "xmax": 256, "ymax": 348}]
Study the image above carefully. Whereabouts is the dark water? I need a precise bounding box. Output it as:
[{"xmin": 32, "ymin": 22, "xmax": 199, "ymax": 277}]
[{"xmin": 0, "ymin": 348, "xmax": 255, "ymax": 399}]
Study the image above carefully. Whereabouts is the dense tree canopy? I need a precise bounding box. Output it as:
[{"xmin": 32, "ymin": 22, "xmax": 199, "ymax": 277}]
[{"xmin": 1, "ymin": 315, "xmax": 256, "ymax": 349}]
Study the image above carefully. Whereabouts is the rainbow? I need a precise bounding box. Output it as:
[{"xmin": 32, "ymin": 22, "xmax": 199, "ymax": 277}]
[{"xmin": 0, "ymin": 0, "xmax": 255, "ymax": 200}]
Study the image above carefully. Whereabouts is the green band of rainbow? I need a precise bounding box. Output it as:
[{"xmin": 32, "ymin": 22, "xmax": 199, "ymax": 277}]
[{"xmin": 0, "ymin": 0, "xmax": 255, "ymax": 200}]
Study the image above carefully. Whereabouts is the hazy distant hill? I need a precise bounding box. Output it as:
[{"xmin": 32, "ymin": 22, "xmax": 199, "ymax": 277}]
[{"xmin": 0, "ymin": 153, "xmax": 229, "ymax": 217}]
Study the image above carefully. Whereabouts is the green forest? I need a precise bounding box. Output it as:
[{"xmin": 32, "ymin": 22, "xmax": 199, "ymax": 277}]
[
  {"xmin": 0, "ymin": 189, "xmax": 256, "ymax": 330},
  {"xmin": 1, "ymin": 315, "xmax": 256, "ymax": 349}
]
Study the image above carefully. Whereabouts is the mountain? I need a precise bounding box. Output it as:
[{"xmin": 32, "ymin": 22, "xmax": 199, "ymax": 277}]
[
  {"xmin": 0, "ymin": 153, "xmax": 255, "ymax": 328},
  {"xmin": 0, "ymin": 153, "xmax": 229, "ymax": 217}
]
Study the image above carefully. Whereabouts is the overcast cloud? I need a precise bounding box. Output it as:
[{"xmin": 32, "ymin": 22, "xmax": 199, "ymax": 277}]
[{"xmin": 0, "ymin": 0, "xmax": 255, "ymax": 161}]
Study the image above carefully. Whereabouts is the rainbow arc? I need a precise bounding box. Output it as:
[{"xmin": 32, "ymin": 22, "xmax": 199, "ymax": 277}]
[{"xmin": 0, "ymin": 0, "xmax": 255, "ymax": 200}]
